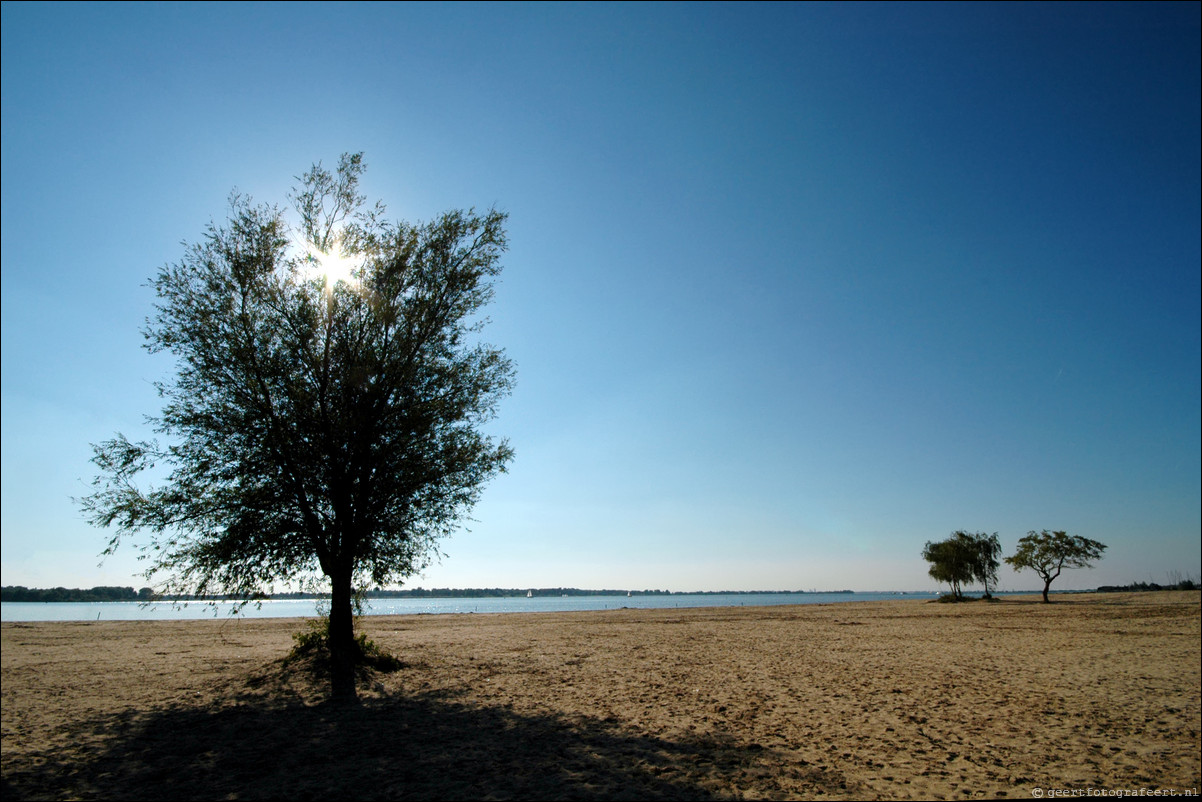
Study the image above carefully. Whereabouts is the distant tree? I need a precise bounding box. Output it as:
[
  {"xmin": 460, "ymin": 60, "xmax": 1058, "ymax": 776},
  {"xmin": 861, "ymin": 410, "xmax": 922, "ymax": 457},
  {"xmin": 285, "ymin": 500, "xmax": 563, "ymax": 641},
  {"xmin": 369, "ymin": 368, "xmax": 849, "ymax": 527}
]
[
  {"xmin": 922, "ymin": 530, "xmax": 1001, "ymax": 601},
  {"xmin": 922, "ymin": 532, "xmax": 979, "ymax": 600},
  {"xmin": 79, "ymin": 153, "xmax": 515, "ymax": 701},
  {"xmin": 973, "ymin": 532, "xmax": 1002, "ymax": 598},
  {"xmin": 1005, "ymin": 530, "xmax": 1107, "ymax": 603}
]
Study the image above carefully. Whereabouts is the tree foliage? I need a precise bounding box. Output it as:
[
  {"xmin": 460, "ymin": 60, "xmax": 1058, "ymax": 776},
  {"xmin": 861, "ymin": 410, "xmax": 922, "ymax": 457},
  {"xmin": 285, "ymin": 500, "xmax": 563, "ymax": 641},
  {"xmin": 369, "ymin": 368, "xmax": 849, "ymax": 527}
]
[
  {"xmin": 79, "ymin": 153, "xmax": 515, "ymax": 699},
  {"xmin": 1, "ymin": 586, "xmax": 155, "ymax": 603},
  {"xmin": 974, "ymin": 532, "xmax": 1001, "ymax": 598},
  {"xmin": 1005, "ymin": 530, "xmax": 1106, "ymax": 603},
  {"xmin": 922, "ymin": 531, "xmax": 999, "ymax": 600}
]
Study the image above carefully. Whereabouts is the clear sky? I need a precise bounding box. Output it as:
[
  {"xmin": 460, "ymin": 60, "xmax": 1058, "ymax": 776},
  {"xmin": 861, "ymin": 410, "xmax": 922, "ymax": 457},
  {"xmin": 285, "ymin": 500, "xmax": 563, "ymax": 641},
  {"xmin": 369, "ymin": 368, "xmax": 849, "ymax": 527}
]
[{"xmin": 2, "ymin": 2, "xmax": 1199, "ymax": 594}]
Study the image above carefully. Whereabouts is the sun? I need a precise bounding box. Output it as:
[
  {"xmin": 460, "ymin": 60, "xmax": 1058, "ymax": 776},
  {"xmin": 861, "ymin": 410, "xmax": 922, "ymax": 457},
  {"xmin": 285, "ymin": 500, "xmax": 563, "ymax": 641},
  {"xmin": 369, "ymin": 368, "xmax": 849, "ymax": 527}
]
[
  {"xmin": 311, "ymin": 242, "xmax": 358, "ymax": 288},
  {"xmin": 299, "ymin": 229, "xmax": 359, "ymax": 289}
]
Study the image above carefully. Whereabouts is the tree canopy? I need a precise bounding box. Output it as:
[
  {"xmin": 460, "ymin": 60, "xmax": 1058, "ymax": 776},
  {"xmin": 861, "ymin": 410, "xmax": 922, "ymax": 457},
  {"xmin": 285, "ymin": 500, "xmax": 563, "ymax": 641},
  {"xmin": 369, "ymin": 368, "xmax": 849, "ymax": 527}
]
[
  {"xmin": 922, "ymin": 531, "xmax": 1000, "ymax": 600},
  {"xmin": 974, "ymin": 532, "xmax": 1001, "ymax": 598},
  {"xmin": 80, "ymin": 153, "xmax": 515, "ymax": 699},
  {"xmin": 1005, "ymin": 530, "xmax": 1106, "ymax": 603}
]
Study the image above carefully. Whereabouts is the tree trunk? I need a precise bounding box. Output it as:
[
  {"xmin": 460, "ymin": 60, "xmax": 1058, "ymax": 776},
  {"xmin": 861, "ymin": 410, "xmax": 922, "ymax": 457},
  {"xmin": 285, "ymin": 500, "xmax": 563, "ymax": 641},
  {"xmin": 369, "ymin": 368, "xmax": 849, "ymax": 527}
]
[
  {"xmin": 1041, "ymin": 579, "xmax": 1051, "ymax": 604},
  {"xmin": 328, "ymin": 570, "xmax": 358, "ymax": 702}
]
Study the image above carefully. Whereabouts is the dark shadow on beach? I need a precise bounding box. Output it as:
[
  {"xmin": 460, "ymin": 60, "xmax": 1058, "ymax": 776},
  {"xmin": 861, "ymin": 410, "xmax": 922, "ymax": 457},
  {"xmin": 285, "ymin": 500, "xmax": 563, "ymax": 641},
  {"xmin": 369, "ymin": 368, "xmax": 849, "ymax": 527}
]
[{"xmin": 2, "ymin": 670, "xmax": 820, "ymax": 801}]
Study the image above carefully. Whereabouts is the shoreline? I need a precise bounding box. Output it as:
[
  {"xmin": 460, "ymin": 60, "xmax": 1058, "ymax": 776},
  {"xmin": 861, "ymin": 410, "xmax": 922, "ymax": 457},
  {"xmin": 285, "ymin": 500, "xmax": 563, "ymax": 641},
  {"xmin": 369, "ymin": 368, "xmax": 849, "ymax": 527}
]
[
  {"xmin": 4, "ymin": 591, "xmax": 1199, "ymax": 799},
  {"xmin": 0, "ymin": 589, "xmax": 1093, "ymax": 623}
]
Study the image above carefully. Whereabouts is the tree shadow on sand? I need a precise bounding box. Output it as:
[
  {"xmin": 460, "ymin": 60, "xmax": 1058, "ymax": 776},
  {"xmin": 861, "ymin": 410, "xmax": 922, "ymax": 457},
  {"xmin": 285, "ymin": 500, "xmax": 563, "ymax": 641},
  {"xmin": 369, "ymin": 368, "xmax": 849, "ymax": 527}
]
[{"xmin": 2, "ymin": 659, "xmax": 846, "ymax": 801}]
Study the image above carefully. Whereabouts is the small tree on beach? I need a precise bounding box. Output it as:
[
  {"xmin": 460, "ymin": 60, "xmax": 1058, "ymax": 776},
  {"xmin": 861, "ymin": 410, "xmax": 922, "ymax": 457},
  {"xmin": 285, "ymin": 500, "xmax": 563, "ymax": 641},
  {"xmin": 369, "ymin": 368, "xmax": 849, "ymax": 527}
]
[
  {"xmin": 79, "ymin": 153, "xmax": 515, "ymax": 701},
  {"xmin": 1005, "ymin": 530, "xmax": 1106, "ymax": 603},
  {"xmin": 973, "ymin": 532, "xmax": 1002, "ymax": 598},
  {"xmin": 922, "ymin": 530, "xmax": 1001, "ymax": 600},
  {"xmin": 922, "ymin": 532, "xmax": 979, "ymax": 600}
]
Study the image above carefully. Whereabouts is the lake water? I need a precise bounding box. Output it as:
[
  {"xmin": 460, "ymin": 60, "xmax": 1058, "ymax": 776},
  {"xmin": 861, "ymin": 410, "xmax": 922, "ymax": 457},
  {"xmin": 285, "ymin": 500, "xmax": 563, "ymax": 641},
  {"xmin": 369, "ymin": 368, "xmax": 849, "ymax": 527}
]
[{"xmin": 0, "ymin": 591, "xmax": 947, "ymax": 621}]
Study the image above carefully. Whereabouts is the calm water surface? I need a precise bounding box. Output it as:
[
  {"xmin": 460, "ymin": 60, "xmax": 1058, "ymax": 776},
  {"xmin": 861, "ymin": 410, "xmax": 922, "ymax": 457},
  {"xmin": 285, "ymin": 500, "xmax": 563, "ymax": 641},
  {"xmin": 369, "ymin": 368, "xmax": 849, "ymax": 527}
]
[{"xmin": 0, "ymin": 592, "xmax": 948, "ymax": 621}]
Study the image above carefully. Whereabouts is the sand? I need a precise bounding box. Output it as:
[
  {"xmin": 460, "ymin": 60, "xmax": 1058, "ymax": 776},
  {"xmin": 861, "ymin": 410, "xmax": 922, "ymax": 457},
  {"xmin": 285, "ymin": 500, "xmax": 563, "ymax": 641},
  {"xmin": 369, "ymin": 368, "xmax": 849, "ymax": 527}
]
[{"xmin": 2, "ymin": 591, "xmax": 1199, "ymax": 800}]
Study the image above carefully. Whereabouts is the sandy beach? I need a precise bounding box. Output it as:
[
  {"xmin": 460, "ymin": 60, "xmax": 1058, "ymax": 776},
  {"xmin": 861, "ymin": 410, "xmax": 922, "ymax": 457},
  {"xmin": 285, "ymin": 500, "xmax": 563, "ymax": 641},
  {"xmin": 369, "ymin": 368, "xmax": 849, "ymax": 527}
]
[{"xmin": 3, "ymin": 591, "xmax": 1199, "ymax": 800}]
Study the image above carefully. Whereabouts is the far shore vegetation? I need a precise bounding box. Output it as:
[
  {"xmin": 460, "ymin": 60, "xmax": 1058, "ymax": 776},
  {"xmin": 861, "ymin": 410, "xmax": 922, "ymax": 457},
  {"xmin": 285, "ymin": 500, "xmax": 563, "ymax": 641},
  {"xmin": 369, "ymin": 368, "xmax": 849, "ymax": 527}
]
[
  {"xmin": 6, "ymin": 582, "xmax": 1199, "ymax": 605},
  {"xmin": 2, "ymin": 586, "xmax": 158, "ymax": 603}
]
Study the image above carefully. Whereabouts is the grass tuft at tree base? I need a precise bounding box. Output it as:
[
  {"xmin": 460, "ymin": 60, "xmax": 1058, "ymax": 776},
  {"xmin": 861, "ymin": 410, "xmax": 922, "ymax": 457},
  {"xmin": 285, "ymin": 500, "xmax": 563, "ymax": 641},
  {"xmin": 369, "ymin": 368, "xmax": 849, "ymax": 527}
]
[
  {"xmin": 933, "ymin": 594, "xmax": 998, "ymax": 603},
  {"xmin": 287, "ymin": 618, "xmax": 404, "ymax": 674}
]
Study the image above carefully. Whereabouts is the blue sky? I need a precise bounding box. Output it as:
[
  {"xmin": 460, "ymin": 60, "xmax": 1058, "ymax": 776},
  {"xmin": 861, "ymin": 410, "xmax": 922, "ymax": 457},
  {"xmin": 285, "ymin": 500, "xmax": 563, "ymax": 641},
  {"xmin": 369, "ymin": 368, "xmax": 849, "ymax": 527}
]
[{"xmin": 2, "ymin": 2, "xmax": 1198, "ymax": 593}]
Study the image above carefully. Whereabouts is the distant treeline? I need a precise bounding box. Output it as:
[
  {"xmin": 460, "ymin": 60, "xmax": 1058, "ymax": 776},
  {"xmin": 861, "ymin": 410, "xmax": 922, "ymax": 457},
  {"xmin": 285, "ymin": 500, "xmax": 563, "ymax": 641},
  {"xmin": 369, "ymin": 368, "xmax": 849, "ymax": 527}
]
[
  {"xmin": 259, "ymin": 587, "xmax": 656, "ymax": 599},
  {"xmin": 1097, "ymin": 580, "xmax": 1198, "ymax": 593},
  {"xmin": 355, "ymin": 588, "xmax": 853, "ymax": 598},
  {"xmin": 3, "ymin": 585, "xmax": 854, "ymax": 602},
  {"xmin": 2, "ymin": 586, "xmax": 156, "ymax": 603},
  {"xmin": 375, "ymin": 587, "xmax": 653, "ymax": 598}
]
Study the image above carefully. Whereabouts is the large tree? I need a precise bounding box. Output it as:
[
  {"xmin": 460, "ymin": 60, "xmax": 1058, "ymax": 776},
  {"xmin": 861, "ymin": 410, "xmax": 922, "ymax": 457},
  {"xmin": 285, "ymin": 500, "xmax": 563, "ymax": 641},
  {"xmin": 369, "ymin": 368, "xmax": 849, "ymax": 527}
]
[
  {"xmin": 922, "ymin": 530, "xmax": 1001, "ymax": 600},
  {"xmin": 922, "ymin": 531, "xmax": 979, "ymax": 600},
  {"xmin": 973, "ymin": 532, "xmax": 1002, "ymax": 599},
  {"xmin": 80, "ymin": 153, "xmax": 515, "ymax": 700},
  {"xmin": 1005, "ymin": 530, "xmax": 1106, "ymax": 603}
]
